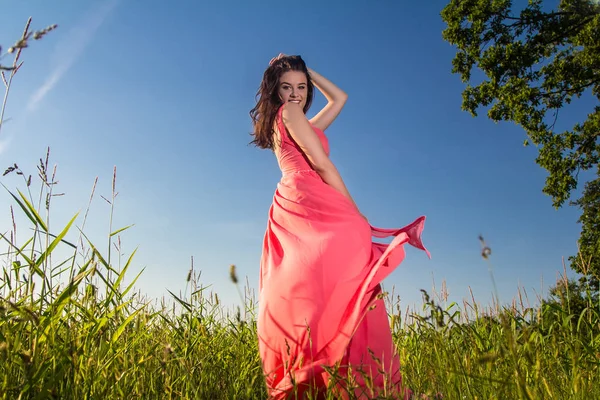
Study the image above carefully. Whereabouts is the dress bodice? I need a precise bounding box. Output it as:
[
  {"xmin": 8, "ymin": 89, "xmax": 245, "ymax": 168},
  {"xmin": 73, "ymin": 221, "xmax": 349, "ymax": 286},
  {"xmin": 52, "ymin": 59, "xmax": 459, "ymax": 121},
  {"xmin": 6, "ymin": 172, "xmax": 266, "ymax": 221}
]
[{"xmin": 275, "ymin": 104, "xmax": 329, "ymax": 176}]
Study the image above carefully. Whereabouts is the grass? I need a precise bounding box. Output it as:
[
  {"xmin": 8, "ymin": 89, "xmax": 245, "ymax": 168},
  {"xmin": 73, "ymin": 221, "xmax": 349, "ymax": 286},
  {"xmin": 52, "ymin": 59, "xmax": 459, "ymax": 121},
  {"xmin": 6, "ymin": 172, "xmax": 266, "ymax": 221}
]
[
  {"xmin": 1, "ymin": 18, "xmax": 599, "ymax": 400},
  {"xmin": 0, "ymin": 154, "xmax": 598, "ymax": 400}
]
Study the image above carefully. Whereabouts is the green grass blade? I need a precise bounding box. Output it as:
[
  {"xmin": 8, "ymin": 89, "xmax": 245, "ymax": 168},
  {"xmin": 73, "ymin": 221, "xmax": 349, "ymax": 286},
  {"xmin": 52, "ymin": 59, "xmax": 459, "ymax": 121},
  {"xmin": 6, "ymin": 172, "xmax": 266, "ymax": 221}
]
[
  {"xmin": 79, "ymin": 230, "xmax": 110, "ymax": 270},
  {"xmin": 0, "ymin": 232, "xmax": 34, "ymax": 266},
  {"xmin": 121, "ymin": 267, "xmax": 145, "ymax": 298},
  {"xmin": 112, "ymin": 248, "xmax": 138, "ymax": 293},
  {"xmin": 40, "ymin": 266, "xmax": 91, "ymax": 328},
  {"xmin": 167, "ymin": 289, "xmax": 193, "ymax": 313},
  {"xmin": 50, "ymin": 256, "xmax": 76, "ymax": 278},
  {"xmin": 39, "ymin": 229, "xmax": 77, "ymax": 249},
  {"xmin": 17, "ymin": 189, "xmax": 48, "ymax": 232},
  {"xmin": 110, "ymin": 224, "xmax": 135, "ymax": 237},
  {"xmin": 92, "ymin": 300, "xmax": 133, "ymax": 336},
  {"xmin": 18, "ymin": 236, "xmax": 34, "ymax": 255},
  {"xmin": 2, "ymin": 183, "xmax": 42, "ymax": 231},
  {"xmin": 111, "ymin": 306, "xmax": 144, "ymax": 343},
  {"xmin": 34, "ymin": 213, "xmax": 78, "ymax": 270}
]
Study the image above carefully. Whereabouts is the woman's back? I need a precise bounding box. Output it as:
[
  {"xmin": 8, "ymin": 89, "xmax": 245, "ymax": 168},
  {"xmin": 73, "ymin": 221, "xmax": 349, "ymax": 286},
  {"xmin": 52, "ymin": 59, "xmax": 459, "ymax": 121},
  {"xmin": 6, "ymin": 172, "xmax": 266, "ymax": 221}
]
[{"xmin": 274, "ymin": 105, "xmax": 330, "ymax": 176}]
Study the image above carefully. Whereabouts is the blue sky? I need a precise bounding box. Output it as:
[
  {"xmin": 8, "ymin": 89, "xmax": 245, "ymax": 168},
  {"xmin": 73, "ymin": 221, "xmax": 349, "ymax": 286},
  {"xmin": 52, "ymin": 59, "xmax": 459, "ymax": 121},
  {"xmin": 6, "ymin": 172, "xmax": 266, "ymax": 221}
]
[{"xmin": 0, "ymin": 0, "xmax": 593, "ymax": 316}]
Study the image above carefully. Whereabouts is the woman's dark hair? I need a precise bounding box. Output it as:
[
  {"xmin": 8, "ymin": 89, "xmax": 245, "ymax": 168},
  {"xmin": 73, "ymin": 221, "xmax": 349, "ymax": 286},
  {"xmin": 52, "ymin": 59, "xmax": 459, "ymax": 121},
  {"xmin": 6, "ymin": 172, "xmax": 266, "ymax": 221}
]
[{"xmin": 249, "ymin": 55, "xmax": 314, "ymax": 150}]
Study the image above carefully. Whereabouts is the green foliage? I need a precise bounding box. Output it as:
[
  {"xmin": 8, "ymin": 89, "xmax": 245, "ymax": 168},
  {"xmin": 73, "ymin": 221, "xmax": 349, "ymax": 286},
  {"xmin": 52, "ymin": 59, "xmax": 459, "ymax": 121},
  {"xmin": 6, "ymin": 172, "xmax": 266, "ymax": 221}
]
[
  {"xmin": 441, "ymin": 0, "xmax": 600, "ymax": 287},
  {"xmin": 541, "ymin": 276, "xmax": 599, "ymax": 337}
]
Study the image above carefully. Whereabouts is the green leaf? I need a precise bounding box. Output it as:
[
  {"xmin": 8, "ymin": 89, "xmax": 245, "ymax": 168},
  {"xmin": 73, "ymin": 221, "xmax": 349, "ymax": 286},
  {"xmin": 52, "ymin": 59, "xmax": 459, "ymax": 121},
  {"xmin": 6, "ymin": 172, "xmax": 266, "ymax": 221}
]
[
  {"xmin": 111, "ymin": 306, "xmax": 144, "ymax": 343},
  {"xmin": 0, "ymin": 232, "xmax": 34, "ymax": 267},
  {"xmin": 121, "ymin": 267, "xmax": 145, "ymax": 299},
  {"xmin": 34, "ymin": 213, "xmax": 79, "ymax": 270},
  {"xmin": 2, "ymin": 184, "xmax": 46, "ymax": 232},
  {"xmin": 113, "ymin": 248, "xmax": 138, "ymax": 294},
  {"xmin": 167, "ymin": 289, "xmax": 193, "ymax": 313},
  {"xmin": 17, "ymin": 189, "xmax": 48, "ymax": 232},
  {"xmin": 110, "ymin": 224, "xmax": 134, "ymax": 237}
]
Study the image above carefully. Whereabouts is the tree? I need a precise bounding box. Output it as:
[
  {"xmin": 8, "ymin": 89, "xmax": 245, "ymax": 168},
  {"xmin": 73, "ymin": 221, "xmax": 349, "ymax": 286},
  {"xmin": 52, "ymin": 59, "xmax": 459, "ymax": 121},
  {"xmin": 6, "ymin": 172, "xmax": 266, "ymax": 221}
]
[
  {"xmin": 441, "ymin": 0, "xmax": 600, "ymax": 288},
  {"xmin": 540, "ymin": 277, "xmax": 599, "ymax": 336}
]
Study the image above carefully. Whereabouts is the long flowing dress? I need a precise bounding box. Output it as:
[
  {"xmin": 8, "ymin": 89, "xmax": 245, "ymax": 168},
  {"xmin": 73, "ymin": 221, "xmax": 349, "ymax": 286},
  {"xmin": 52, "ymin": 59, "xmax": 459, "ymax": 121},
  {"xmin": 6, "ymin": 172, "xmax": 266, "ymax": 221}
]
[{"xmin": 257, "ymin": 104, "xmax": 430, "ymax": 399}]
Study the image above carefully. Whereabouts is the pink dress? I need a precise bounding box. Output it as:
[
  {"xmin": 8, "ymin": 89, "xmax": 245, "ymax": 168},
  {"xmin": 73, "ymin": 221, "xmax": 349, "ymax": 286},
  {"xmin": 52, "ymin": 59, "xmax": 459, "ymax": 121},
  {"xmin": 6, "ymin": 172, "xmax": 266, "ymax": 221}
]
[{"xmin": 257, "ymin": 104, "xmax": 429, "ymax": 399}]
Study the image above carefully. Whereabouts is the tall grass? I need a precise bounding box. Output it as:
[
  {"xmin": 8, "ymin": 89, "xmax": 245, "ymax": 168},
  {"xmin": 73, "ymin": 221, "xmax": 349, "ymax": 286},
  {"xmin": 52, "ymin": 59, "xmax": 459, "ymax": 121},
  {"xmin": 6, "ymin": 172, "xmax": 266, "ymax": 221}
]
[
  {"xmin": 1, "ymin": 154, "xmax": 266, "ymax": 399},
  {"xmin": 1, "ymin": 153, "xmax": 598, "ymax": 400},
  {"xmin": 1, "ymin": 18, "xmax": 599, "ymax": 400}
]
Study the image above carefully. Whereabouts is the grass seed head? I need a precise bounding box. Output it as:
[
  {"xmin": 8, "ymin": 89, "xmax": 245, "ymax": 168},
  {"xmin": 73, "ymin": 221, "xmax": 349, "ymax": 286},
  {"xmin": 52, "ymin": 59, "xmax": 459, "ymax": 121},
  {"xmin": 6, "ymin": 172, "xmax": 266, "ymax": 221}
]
[
  {"xmin": 479, "ymin": 235, "xmax": 492, "ymax": 259},
  {"xmin": 229, "ymin": 264, "xmax": 238, "ymax": 284}
]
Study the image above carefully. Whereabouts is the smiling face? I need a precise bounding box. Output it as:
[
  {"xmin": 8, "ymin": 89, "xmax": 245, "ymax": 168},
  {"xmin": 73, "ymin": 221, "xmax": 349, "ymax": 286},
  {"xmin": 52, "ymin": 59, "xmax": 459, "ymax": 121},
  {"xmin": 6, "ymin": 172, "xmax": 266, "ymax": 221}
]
[
  {"xmin": 277, "ymin": 70, "xmax": 308, "ymax": 110},
  {"xmin": 249, "ymin": 55, "xmax": 314, "ymax": 150}
]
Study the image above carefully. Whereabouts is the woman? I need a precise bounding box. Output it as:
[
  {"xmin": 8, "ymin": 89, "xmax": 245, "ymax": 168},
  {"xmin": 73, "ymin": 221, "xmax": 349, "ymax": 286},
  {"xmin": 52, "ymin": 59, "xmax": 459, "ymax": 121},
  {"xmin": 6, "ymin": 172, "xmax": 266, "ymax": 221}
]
[{"xmin": 250, "ymin": 54, "xmax": 429, "ymax": 399}]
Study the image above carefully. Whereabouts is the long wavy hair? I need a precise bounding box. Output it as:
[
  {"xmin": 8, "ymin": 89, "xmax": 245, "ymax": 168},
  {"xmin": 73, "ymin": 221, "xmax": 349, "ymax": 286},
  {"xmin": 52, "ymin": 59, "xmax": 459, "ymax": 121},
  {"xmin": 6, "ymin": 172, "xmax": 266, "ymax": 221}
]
[{"xmin": 249, "ymin": 55, "xmax": 314, "ymax": 150}]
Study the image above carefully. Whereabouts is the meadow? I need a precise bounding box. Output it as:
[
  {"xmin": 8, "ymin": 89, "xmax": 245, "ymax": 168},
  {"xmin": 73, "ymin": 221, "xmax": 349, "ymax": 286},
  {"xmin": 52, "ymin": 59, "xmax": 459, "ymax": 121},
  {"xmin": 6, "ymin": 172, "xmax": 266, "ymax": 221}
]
[
  {"xmin": 1, "ymin": 19, "xmax": 599, "ymax": 400},
  {"xmin": 0, "ymin": 151, "xmax": 598, "ymax": 400}
]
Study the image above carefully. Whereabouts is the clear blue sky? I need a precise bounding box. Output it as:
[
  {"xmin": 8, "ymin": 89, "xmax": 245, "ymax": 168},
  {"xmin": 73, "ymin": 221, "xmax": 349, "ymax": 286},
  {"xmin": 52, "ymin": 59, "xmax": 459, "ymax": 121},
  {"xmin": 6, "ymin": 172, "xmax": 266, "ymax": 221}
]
[{"xmin": 1, "ymin": 0, "xmax": 592, "ymax": 316}]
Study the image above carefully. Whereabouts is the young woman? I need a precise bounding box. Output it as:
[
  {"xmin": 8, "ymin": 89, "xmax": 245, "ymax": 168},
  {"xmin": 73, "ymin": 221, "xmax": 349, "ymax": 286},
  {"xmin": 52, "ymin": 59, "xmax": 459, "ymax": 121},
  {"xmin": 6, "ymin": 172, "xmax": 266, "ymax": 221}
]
[{"xmin": 250, "ymin": 54, "xmax": 429, "ymax": 399}]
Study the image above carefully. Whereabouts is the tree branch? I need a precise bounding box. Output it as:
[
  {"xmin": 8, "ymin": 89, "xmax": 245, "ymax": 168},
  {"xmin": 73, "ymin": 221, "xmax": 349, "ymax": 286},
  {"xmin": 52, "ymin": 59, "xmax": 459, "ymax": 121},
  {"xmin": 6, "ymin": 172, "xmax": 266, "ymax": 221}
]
[{"xmin": 540, "ymin": 79, "xmax": 600, "ymax": 99}]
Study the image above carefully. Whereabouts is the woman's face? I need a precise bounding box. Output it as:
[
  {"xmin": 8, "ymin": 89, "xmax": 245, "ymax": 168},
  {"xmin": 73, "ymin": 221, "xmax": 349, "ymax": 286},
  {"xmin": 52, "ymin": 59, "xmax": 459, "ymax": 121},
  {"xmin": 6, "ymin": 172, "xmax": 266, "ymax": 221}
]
[{"xmin": 277, "ymin": 70, "xmax": 308, "ymax": 110}]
